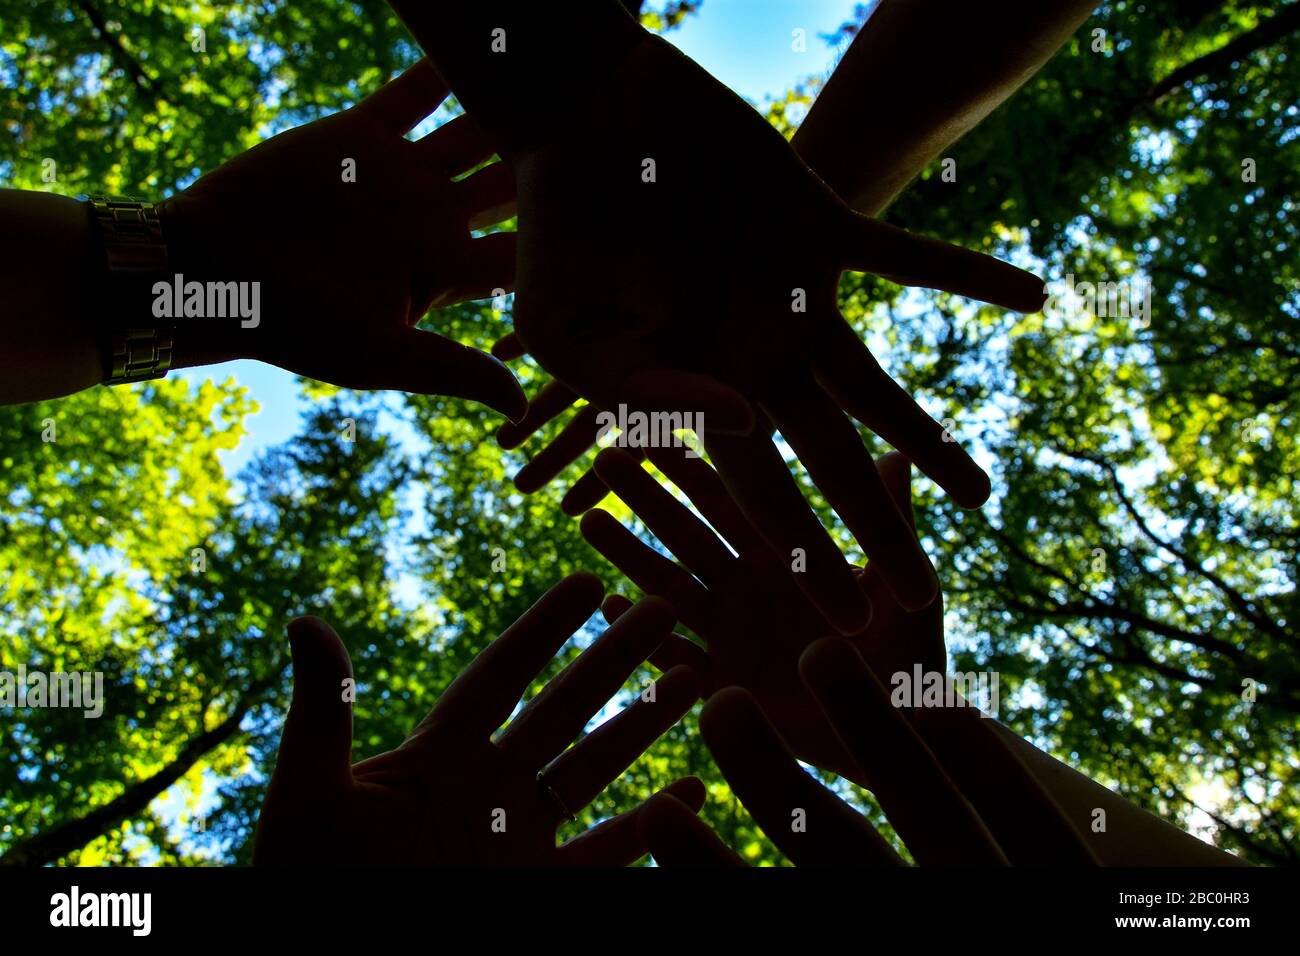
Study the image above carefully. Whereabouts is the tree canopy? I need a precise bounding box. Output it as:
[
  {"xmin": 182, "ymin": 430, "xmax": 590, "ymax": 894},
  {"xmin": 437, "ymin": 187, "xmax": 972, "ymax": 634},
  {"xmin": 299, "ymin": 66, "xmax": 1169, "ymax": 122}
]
[{"xmin": 1, "ymin": 0, "xmax": 1296, "ymax": 865}]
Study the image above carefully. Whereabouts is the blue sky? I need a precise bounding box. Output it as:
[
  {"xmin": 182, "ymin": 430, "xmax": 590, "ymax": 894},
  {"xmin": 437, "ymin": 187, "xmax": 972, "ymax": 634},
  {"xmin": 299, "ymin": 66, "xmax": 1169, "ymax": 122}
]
[{"xmin": 175, "ymin": 0, "xmax": 862, "ymax": 480}]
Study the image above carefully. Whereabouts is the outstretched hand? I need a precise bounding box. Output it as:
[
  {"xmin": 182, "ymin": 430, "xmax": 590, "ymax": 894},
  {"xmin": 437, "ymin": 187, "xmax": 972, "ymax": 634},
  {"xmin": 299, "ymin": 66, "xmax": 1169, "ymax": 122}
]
[
  {"xmin": 160, "ymin": 59, "xmax": 526, "ymax": 419},
  {"xmin": 583, "ymin": 445, "xmax": 943, "ymax": 784},
  {"xmin": 639, "ymin": 640, "xmax": 1098, "ymax": 867},
  {"xmin": 497, "ymin": 32, "xmax": 1044, "ymax": 629},
  {"xmin": 255, "ymin": 573, "xmax": 703, "ymax": 865}
]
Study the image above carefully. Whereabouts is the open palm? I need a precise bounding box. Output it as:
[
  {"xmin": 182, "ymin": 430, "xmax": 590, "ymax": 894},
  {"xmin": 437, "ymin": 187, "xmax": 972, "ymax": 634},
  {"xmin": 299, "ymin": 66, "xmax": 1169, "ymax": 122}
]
[{"xmin": 255, "ymin": 575, "xmax": 702, "ymax": 865}]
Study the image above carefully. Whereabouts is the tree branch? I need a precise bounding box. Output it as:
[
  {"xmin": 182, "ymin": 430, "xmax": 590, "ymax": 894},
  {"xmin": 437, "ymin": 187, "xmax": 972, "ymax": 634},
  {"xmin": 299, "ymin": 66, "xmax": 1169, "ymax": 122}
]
[
  {"xmin": 74, "ymin": 0, "xmax": 159, "ymax": 97},
  {"xmin": 1066, "ymin": 449, "xmax": 1293, "ymax": 649},
  {"xmin": 0, "ymin": 666, "xmax": 282, "ymax": 867},
  {"xmin": 1146, "ymin": 2, "xmax": 1300, "ymax": 102}
]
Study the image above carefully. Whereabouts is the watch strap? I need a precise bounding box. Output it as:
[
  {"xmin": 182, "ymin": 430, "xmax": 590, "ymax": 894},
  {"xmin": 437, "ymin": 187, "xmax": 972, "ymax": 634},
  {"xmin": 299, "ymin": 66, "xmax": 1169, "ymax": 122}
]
[{"xmin": 87, "ymin": 195, "xmax": 174, "ymax": 385}]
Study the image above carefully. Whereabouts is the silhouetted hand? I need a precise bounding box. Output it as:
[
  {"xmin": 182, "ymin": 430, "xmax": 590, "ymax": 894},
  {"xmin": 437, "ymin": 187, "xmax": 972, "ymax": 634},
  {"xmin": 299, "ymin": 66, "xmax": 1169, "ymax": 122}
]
[
  {"xmin": 160, "ymin": 59, "xmax": 526, "ymax": 418},
  {"xmin": 582, "ymin": 445, "xmax": 943, "ymax": 784},
  {"xmin": 255, "ymin": 573, "xmax": 702, "ymax": 865},
  {"xmin": 639, "ymin": 639, "xmax": 1098, "ymax": 867},
  {"xmin": 501, "ymin": 33, "xmax": 1045, "ymax": 631}
]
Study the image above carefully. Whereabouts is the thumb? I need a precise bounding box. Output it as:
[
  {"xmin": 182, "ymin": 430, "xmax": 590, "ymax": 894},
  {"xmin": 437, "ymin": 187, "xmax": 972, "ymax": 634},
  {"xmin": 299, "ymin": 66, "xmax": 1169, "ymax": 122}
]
[
  {"xmin": 277, "ymin": 616, "xmax": 355, "ymax": 793},
  {"xmin": 354, "ymin": 327, "xmax": 528, "ymax": 422},
  {"xmin": 841, "ymin": 211, "xmax": 1047, "ymax": 314}
]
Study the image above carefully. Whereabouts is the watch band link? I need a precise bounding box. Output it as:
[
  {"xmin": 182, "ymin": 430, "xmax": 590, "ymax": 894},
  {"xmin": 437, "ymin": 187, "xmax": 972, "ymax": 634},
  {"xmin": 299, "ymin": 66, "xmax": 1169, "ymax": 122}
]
[{"xmin": 108, "ymin": 328, "xmax": 176, "ymax": 385}]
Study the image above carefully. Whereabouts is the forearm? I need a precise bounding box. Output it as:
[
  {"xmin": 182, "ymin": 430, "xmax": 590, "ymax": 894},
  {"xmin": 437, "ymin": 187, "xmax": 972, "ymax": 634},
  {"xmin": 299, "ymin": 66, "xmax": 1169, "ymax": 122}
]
[
  {"xmin": 387, "ymin": 0, "xmax": 647, "ymax": 155},
  {"xmin": 793, "ymin": 0, "xmax": 1099, "ymax": 216},
  {"xmin": 0, "ymin": 189, "xmax": 240, "ymax": 406},
  {"xmin": 0, "ymin": 191, "xmax": 104, "ymax": 403},
  {"xmin": 988, "ymin": 719, "xmax": 1246, "ymax": 866},
  {"xmin": 805, "ymin": 710, "xmax": 1237, "ymax": 865}
]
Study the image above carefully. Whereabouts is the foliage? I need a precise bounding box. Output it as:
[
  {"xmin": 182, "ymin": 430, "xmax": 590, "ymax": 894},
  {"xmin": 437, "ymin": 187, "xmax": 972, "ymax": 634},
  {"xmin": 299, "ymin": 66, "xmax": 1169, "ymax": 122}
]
[
  {"xmin": 0, "ymin": 0, "xmax": 1296, "ymax": 865},
  {"xmin": 871, "ymin": 0, "xmax": 1299, "ymax": 862}
]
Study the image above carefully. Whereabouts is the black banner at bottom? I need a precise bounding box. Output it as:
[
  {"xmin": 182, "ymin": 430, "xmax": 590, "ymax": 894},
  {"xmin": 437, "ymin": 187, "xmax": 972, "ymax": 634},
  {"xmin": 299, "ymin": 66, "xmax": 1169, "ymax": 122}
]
[{"xmin": 0, "ymin": 864, "xmax": 1287, "ymax": 942}]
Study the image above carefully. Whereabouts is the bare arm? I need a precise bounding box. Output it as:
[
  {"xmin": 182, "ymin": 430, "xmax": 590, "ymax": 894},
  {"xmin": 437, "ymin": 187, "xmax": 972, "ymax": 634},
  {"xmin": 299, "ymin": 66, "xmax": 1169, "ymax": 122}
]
[
  {"xmin": 793, "ymin": 0, "xmax": 1100, "ymax": 216},
  {"xmin": 988, "ymin": 720, "xmax": 1248, "ymax": 865},
  {"xmin": 916, "ymin": 699, "xmax": 1244, "ymax": 865},
  {"xmin": 0, "ymin": 190, "xmax": 105, "ymax": 403}
]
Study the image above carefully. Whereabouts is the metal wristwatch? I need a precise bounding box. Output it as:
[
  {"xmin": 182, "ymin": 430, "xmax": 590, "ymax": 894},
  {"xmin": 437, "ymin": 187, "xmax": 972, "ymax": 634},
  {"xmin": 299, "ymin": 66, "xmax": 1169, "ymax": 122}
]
[{"xmin": 86, "ymin": 195, "xmax": 175, "ymax": 385}]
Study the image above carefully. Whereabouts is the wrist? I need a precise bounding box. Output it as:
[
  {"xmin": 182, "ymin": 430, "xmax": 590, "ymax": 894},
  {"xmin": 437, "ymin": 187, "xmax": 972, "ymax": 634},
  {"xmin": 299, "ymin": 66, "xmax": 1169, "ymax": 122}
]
[{"xmin": 153, "ymin": 195, "xmax": 249, "ymax": 370}]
